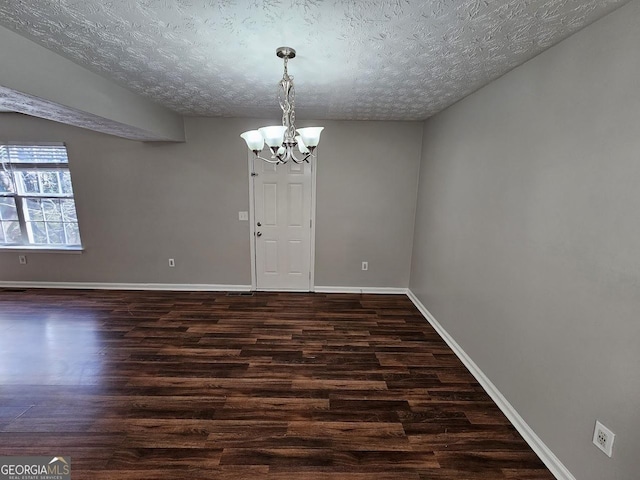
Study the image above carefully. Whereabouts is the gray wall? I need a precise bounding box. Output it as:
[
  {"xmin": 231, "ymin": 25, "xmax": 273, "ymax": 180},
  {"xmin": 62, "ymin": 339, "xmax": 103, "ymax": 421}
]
[
  {"xmin": 409, "ymin": 2, "xmax": 640, "ymax": 480},
  {"xmin": 315, "ymin": 120, "xmax": 422, "ymax": 287},
  {"xmin": 0, "ymin": 114, "xmax": 421, "ymax": 288}
]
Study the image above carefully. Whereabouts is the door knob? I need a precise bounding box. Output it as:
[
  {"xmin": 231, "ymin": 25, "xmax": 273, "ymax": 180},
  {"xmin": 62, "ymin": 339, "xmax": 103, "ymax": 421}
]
[
  {"xmin": 256, "ymin": 232, "xmax": 262, "ymax": 237},
  {"xmin": 257, "ymin": 222, "xmax": 262, "ymax": 226}
]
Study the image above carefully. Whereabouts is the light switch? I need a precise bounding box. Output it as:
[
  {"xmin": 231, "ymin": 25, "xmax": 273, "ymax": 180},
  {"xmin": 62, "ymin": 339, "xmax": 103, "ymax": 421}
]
[{"xmin": 238, "ymin": 211, "xmax": 249, "ymax": 221}]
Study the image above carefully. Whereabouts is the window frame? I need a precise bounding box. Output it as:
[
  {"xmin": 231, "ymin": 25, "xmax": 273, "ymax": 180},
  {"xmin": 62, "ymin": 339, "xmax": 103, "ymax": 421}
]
[{"xmin": 0, "ymin": 143, "xmax": 83, "ymax": 252}]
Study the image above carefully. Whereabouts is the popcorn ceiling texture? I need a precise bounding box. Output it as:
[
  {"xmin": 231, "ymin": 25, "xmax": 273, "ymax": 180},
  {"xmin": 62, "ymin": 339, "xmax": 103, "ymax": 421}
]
[{"xmin": 0, "ymin": 0, "xmax": 629, "ymax": 120}]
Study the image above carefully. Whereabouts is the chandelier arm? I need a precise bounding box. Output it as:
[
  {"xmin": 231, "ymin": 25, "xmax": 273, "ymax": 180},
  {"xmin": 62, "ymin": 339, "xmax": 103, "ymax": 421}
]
[
  {"xmin": 254, "ymin": 153, "xmax": 282, "ymax": 165},
  {"xmin": 282, "ymin": 146, "xmax": 295, "ymax": 164},
  {"xmin": 289, "ymin": 150, "xmax": 313, "ymax": 164}
]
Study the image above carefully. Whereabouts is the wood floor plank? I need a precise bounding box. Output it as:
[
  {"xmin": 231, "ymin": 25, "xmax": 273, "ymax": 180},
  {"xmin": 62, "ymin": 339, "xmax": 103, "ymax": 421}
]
[{"xmin": 0, "ymin": 289, "xmax": 555, "ymax": 479}]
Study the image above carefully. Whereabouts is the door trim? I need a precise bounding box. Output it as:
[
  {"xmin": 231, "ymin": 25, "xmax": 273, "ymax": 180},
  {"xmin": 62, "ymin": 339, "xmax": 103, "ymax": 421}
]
[
  {"xmin": 309, "ymin": 150, "xmax": 317, "ymax": 292},
  {"xmin": 248, "ymin": 152, "xmax": 257, "ymax": 290},
  {"xmin": 248, "ymin": 151, "xmax": 317, "ymax": 292}
]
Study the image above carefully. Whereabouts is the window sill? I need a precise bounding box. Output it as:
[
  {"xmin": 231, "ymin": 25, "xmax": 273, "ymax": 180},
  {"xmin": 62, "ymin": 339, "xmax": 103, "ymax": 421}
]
[{"xmin": 0, "ymin": 246, "xmax": 84, "ymax": 254}]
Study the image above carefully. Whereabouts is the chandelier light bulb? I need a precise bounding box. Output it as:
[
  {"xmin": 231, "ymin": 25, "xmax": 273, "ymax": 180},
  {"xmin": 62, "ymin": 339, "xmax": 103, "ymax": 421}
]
[
  {"xmin": 240, "ymin": 130, "xmax": 264, "ymax": 152},
  {"xmin": 295, "ymin": 136, "xmax": 309, "ymax": 154},
  {"xmin": 258, "ymin": 126, "xmax": 287, "ymax": 148},
  {"xmin": 296, "ymin": 127, "xmax": 324, "ymax": 148}
]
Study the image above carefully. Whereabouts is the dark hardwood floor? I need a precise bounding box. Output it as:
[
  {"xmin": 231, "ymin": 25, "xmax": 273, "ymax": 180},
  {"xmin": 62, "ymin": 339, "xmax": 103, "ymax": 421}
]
[{"xmin": 0, "ymin": 289, "xmax": 554, "ymax": 479}]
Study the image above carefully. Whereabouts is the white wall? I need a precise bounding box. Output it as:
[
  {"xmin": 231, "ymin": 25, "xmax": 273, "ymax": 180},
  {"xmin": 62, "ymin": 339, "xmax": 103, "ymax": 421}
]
[
  {"xmin": 0, "ymin": 114, "xmax": 422, "ymax": 289},
  {"xmin": 409, "ymin": 2, "xmax": 640, "ymax": 479}
]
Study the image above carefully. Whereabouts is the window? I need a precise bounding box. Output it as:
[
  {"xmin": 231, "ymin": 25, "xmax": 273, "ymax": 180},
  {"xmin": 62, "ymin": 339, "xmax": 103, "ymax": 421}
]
[{"xmin": 0, "ymin": 143, "xmax": 82, "ymax": 249}]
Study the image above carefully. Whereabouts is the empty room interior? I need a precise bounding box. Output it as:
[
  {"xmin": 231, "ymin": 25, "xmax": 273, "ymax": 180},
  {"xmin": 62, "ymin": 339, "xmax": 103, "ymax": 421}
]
[{"xmin": 0, "ymin": 1, "xmax": 638, "ymax": 479}]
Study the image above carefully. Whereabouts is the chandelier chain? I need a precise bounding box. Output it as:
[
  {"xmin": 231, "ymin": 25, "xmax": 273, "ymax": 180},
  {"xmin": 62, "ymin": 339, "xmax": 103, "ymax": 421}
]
[{"xmin": 278, "ymin": 57, "xmax": 296, "ymax": 143}]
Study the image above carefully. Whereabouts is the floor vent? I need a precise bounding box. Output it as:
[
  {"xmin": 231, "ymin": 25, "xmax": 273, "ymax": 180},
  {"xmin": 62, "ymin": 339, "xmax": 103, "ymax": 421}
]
[{"xmin": 226, "ymin": 292, "xmax": 254, "ymax": 297}]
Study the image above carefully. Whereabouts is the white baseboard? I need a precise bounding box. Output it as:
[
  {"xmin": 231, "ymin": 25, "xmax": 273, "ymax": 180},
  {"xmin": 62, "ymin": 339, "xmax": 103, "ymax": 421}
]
[
  {"xmin": 0, "ymin": 282, "xmax": 407, "ymax": 295},
  {"xmin": 0, "ymin": 281, "xmax": 252, "ymax": 292},
  {"xmin": 314, "ymin": 286, "xmax": 408, "ymax": 294},
  {"xmin": 406, "ymin": 289, "xmax": 575, "ymax": 480}
]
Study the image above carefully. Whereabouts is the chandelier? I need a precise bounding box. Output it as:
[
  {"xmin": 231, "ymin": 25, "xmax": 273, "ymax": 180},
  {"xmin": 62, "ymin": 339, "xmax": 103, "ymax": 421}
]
[{"xmin": 240, "ymin": 47, "xmax": 323, "ymax": 164}]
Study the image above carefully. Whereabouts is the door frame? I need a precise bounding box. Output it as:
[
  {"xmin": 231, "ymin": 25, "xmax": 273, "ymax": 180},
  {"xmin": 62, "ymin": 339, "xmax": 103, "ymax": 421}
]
[{"xmin": 247, "ymin": 151, "xmax": 317, "ymax": 292}]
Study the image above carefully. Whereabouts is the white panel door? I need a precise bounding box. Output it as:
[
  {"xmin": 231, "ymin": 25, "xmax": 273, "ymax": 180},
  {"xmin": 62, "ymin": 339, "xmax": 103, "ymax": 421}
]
[{"xmin": 253, "ymin": 158, "xmax": 312, "ymax": 291}]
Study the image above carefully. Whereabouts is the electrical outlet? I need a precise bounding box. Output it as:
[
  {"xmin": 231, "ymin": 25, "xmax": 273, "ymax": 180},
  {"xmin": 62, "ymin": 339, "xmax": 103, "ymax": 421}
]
[
  {"xmin": 168, "ymin": 258, "xmax": 175, "ymax": 267},
  {"xmin": 238, "ymin": 211, "xmax": 248, "ymax": 221},
  {"xmin": 362, "ymin": 261, "xmax": 368, "ymax": 271},
  {"xmin": 593, "ymin": 420, "xmax": 615, "ymax": 457},
  {"xmin": 18, "ymin": 255, "xmax": 27, "ymax": 265}
]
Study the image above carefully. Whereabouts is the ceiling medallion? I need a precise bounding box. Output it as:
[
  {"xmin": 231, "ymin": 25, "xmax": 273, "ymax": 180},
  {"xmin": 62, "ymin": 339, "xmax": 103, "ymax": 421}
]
[{"xmin": 241, "ymin": 47, "xmax": 323, "ymax": 164}]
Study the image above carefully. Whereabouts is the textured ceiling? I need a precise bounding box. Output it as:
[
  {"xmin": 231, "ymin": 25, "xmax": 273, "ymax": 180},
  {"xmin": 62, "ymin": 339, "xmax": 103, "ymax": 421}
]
[{"xmin": 0, "ymin": 0, "xmax": 629, "ymax": 121}]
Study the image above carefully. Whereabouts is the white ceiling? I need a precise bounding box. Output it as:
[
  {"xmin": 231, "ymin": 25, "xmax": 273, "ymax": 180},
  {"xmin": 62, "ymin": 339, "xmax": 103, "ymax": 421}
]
[{"xmin": 0, "ymin": 0, "xmax": 629, "ymax": 121}]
